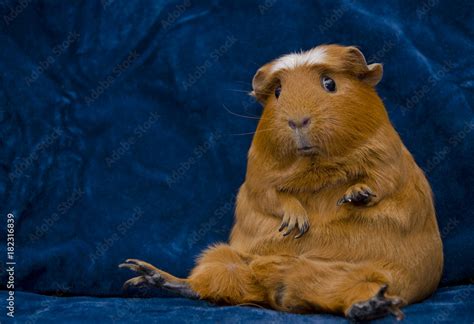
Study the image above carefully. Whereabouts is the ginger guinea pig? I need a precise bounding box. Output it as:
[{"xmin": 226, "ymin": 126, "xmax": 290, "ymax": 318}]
[{"xmin": 121, "ymin": 44, "xmax": 443, "ymax": 322}]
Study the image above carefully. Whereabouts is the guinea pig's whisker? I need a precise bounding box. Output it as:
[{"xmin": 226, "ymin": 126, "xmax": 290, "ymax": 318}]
[
  {"xmin": 225, "ymin": 88, "xmax": 275, "ymax": 96},
  {"xmin": 229, "ymin": 128, "xmax": 276, "ymax": 136},
  {"xmin": 223, "ymin": 104, "xmax": 262, "ymax": 120},
  {"xmin": 225, "ymin": 88, "xmax": 253, "ymax": 94},
  {"xmin": 234, "ymin": 81, "xmax": 253, "ymax": 86}
]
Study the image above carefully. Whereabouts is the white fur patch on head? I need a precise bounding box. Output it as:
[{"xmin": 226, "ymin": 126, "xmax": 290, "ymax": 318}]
[{"xmin": 270, "ymin": 47, "xmax": 327, "ymax": 73}]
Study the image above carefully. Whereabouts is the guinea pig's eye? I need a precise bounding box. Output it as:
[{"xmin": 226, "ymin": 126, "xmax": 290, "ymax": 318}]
[
  {"xmin": 274, "ymin": 86, "xmax": 281, "ymax": 98},
  {"xmin": 321, "ymin": 76, "xmax": 336, "ymax": 92}
]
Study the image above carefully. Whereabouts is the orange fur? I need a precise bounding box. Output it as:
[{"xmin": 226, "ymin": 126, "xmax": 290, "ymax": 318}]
[{"xmin": 124, "ymin": 45, "xmax": 443, "ymax": 319}]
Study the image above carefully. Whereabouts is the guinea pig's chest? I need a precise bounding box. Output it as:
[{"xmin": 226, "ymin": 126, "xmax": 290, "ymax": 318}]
[
  {"xmin": 277, "ymin": 160, "xmax": 347, "ymax": 197},
  {"xmin": 295, "ymin": 189, "xmax": 344, "ymax": 221},
  {"xmin": 276, "ymin": 163, "xmax": 351, "ymax": 222}
]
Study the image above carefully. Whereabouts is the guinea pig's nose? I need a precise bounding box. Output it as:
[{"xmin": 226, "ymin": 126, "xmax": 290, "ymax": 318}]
[{"xmin": 288, "ymin": 117, "xmax": 311, "ymax": 130}]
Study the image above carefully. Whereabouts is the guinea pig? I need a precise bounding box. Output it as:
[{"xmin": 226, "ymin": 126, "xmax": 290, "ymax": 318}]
[{"xmin": 120, "ymin": 44, "xmax": 443, "ymax": 322}]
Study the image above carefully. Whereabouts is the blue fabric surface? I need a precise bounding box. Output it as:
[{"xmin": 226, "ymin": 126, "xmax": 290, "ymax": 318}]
[
  {"xmin": 0, "ymin": 0, "xmax": 473, "ymax": 321},
  {"xmin": 1, "ymin": 285, "xmax": 473, "ymax": 323}
]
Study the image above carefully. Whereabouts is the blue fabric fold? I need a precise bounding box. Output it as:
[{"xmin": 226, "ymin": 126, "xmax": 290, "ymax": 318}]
[
  {"xmin": 0, "ymin": 1, "xmax": 472, "ymax": 321},
  {"xmin": 1, "ymin": 285, "xmax": 474, "ymax": 323}
]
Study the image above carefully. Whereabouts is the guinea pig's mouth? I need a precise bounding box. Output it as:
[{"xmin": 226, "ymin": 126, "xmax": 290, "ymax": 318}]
[{"xmin": 297, "ymin": 146, "xmax": 317, "ymax": 155}]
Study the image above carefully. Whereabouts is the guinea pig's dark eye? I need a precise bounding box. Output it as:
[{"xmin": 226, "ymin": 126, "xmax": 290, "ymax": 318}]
[
  {"xmin": 321, "ymin": 76, "xmax": 336, "ymax": 92},
  {"xmin": 275, "ymin": 86, "xmax": 281, "ymax": 98}
]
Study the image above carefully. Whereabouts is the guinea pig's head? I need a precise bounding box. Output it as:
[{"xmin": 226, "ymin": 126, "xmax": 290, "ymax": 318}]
[{"xmin": 251, "ymin": 44, "xmax": 388, "ymax": 159}]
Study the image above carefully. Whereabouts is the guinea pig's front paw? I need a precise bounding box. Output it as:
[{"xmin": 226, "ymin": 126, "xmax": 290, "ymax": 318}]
[
  {"xmin": 278, "ymin": 209, "xmax": 310, "ymax": 239},
  {"xmin": 337, "ymin": 184, "xmax": 377, "ymax": 207}
]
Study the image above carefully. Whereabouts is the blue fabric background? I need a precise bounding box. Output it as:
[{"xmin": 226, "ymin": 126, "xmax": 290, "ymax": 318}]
[{"xmin": 0, "ymin": 0, "xmax": 473, "ymax": 322}]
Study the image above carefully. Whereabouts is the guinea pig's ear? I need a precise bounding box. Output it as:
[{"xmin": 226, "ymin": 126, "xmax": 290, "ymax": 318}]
[
  {"xmin": 251, "ymin": 61, "xmax": 277, "ymax": 103},
  {"xmin": 345, "ymin": 47, "xmax": 383, "ymax": 87},
  {"xmin": 364, "ymin": 63, "xmax": 383, "ymax": 87}
]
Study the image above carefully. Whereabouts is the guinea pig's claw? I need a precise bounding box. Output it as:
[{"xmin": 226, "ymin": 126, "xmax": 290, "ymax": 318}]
[
  {"xmin": 282, "ymin": 223, "xmax": 295, "ymax": 236},
  {"xmin": 337, "ymin": 196, "xmax": 351, "ymax": 206},
  {"xmin": 294, "ymin": 222, "xmax": 309, "ymax": 239},
  {"xmin": 278, "ymin": 221, "xmax": 289, "ymax": 232}
]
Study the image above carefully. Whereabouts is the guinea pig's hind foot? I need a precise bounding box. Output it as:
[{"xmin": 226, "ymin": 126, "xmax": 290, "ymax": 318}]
[
  {"xmin": 346, "ymin": 285, "xmax": 405, "ymax": 322},
  {"xmin": 119, "ymin": 259, "xmax": 199, "ymax": 299}
]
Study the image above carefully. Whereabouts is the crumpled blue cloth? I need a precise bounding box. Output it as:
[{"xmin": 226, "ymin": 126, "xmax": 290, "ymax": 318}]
[
  {"xmin": 1, "ymin": 285, "xmax": 474, "ymax": 323},
  {"xmin": 0, "ymin": 0, "xmax": 473, "ymax": 321}
]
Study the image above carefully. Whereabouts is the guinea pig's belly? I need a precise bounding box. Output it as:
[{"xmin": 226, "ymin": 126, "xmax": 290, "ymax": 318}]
[
  {"xmin": 230, "ymin": 210, "xmax": 420, "ymax": 264},
  {"xmin": 230, "ymin": 212, "xmax": 321, "ymax": 256},
  {"xmin": 233, "ymin": 230, "xmax": 312, "ymax": 256}
]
